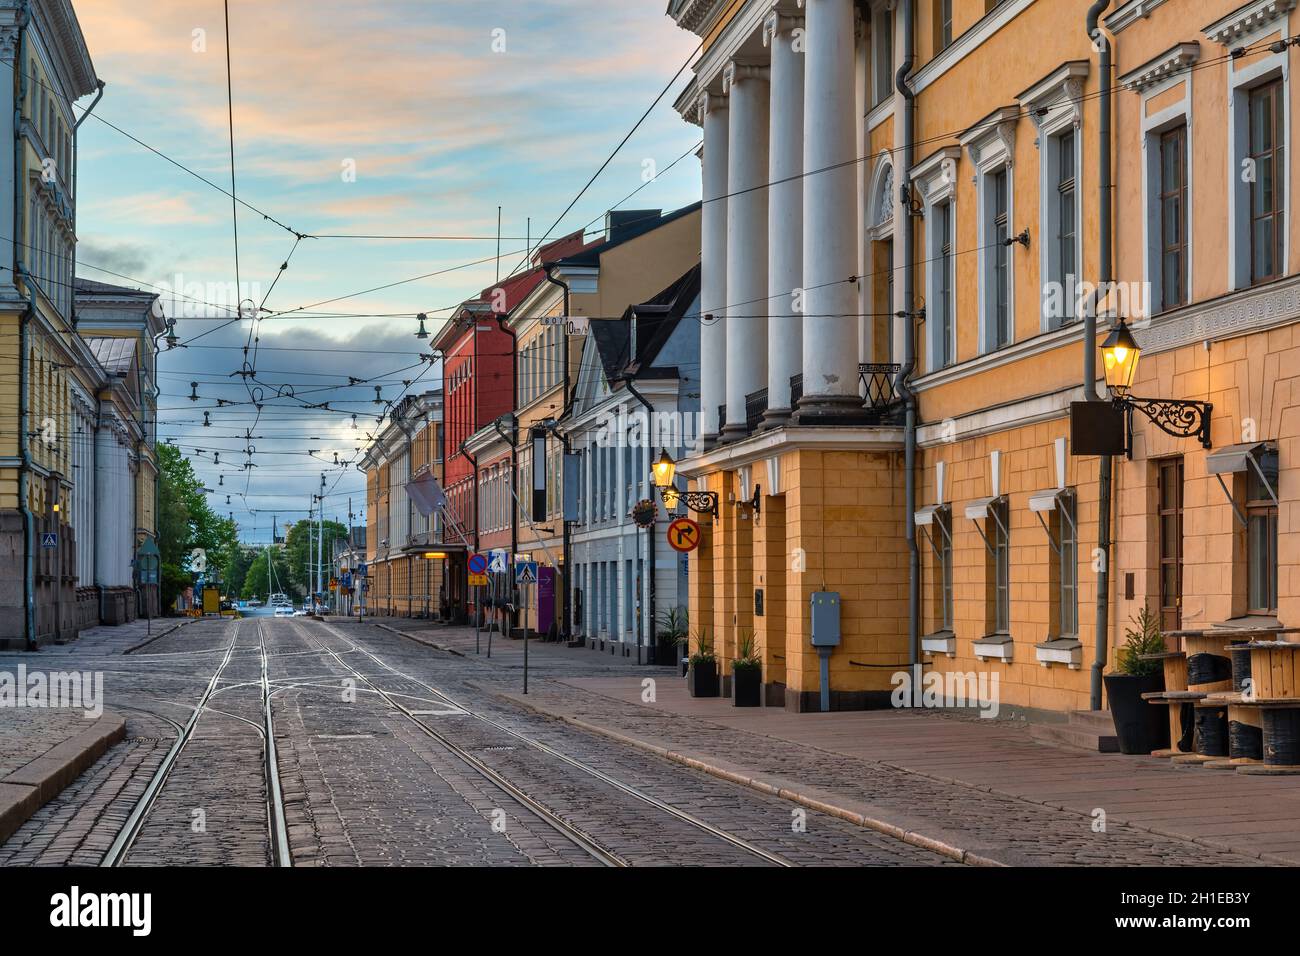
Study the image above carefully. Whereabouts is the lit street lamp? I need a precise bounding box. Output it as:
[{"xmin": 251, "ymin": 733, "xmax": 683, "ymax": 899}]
[
  {"xmin": 1101, "ymin": 317, "xmax": 1212, "ymax": 452},
  {"xmin": 651, "ymin": 449, "xmax": 717, "ymax": 519}
]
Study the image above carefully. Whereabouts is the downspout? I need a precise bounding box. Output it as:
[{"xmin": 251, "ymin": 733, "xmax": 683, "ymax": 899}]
[
  {"xmin": 70, "ymin": 79, "xmax": 105, "ymax": 330},
  {"xmin": 895, "ymin": 0, "xmax": 921, "ymax": 702},
  {"xmin": 493, "ymin": 313, "xmax": 518, "ymax": 562},
  {"xmin": 1087, "ymin": 0, "xmax": 1114, "ymax": 712},
  {"xmin": 624, "ymin": 375, "xmax": 657, "ymax": 666},
  {"xmin": 544, "ymin": 266, "xmax": 574, "ymax": 642},
  {"xmin": 15, "ymin": 5, "xmax": 35, "ymax": 649}
]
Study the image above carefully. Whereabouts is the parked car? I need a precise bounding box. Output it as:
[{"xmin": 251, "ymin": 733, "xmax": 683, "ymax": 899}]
[{"xmin": 273, "ymin": 605, "xmax": 294, "ymax": 618}]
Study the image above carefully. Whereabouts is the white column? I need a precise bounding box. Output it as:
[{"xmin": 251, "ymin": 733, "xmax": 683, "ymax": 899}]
[
  {"xmin": 698, "ymin": 91, "xmax": 729, "ymax": 446},
  {"xmin": 722, "ymin": 60, "xmax": 770, "ymax": 441},
  {"xmin": 796, "ymin": 0, "xmax": 867, "ymax": 424},
  {"xmin": 764, "ymin": 10, "xmax": 805, "ymax": 425}
]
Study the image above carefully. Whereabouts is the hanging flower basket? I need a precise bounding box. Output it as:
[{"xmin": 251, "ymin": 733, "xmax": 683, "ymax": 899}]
[{"xmin": 630, "ymin": 498, "xmax": 658, "ymax": 528}]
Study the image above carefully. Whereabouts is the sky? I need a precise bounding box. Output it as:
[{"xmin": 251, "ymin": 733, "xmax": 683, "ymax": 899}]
[{"xmin": 72, "ymin": 0, "xmax": 702, "ymax": 544}]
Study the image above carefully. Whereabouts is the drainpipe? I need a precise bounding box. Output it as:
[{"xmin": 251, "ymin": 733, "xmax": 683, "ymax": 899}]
[
  {"xmin": 69, "ymin": 79, "xmax": 105, "ymax": 329},
  {"xmin": 544, "ymin": 266, "xmax": 574, "ymax": 643},
  {"xmin": 1087, "ymin": 0, "xmax": 1114, "ymax": 712},
  {"xmin": 895, "ymin": 0, "xmax": 921, "ymax": 703},
  {"xmin": 624, "ymin": 376, "xmax": 657, "ymax": 665},
  {"xmin": 14, "ymin": 4, "xmax": 35, "ymax": 650},
  {"xmin": 493, "ymin": 314, "xmax": 518, "ymax": 561}
]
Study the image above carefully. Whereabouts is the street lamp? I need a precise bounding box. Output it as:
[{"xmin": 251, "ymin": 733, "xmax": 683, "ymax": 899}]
[
  {"xmin": 1101, "ymin": 317, "xmax": 1212, "ymax": 450},
  {"xmin": 651, "ymin": 449, "xmax": 717, "ymax": 519}
]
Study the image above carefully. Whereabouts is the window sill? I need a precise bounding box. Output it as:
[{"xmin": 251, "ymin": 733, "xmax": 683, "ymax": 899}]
[
  {"xmin": 1035, "ymin": 636, "xmax": 1082, "ymax": 670},
  {"xmin": 973, "ymin": 633, "xmax": 1014, "ymax": 662},
  {"xmin": 922, "ymin": 630, "xmax": 956, "ymax": 659}
]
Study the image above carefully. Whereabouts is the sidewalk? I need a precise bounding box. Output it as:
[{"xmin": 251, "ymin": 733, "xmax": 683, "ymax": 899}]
[
  {"xmin": 0, "ymin": 616, "xmax": 189, "ymax": 843},
  {"xmin": 371, "ymin": 622, "xmax": 1300, "ymax": 864}
]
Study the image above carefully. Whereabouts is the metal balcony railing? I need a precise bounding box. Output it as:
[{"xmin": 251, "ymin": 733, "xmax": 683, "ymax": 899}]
[{"xmin": 744, "ymin": 388, "xmax": 768, "ymax": 432}]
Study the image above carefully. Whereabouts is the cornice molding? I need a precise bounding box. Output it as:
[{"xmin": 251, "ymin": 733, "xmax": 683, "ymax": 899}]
[
  {"xmin": 1104, "ymin": 0, "xmax": 1170, "ymax": 34},
  {"xmin": 1203, "ymin": 0, "xmax": 1296, "ymax": 46},
  {"xmin": 1118, "ymin": 41, "xmax": 1201, "ymax": 93}
]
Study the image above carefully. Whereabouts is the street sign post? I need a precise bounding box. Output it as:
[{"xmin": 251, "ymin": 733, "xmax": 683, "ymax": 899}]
[
  {"xmin": 515, "ymin": 562, "xmax": 539, "ymax": 693},
  {"xmin": 469, "ymin": 553, "xmax": 488, "ymax": 654}
]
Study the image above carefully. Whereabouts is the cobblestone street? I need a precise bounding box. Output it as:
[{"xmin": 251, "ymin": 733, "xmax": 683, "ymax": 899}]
[{"xmin": 0, "ymin": 616, "xmax": 1283, "ymax": 868}]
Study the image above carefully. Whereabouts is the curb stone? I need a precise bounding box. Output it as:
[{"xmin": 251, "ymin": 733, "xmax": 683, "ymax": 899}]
[
  {"xmin": 124, "ymin": 619, "xmax": 193, "ymax": 655},
  {"xmin": 0, "ymin": 712, "xmax": 126, "ymax": 844},
  {"xmin": 489, "ymin": 687, "xmax": 1002, "ymax": 867}
]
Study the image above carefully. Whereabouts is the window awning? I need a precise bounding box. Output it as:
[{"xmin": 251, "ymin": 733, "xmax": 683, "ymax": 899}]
[
  {"xmin": 914, "ymin": 504, "xmax": 944, "ymax": 526},
  {"xmin": 1206, "ymin": 442, "xmax": 1267, "ymax": 475},
  {"xmin": 965, "ymin": 495, "xmax": 1000, "ymax": 521},
  {"xmin": 1028, "ymin": 489, "xmax": 1063, "ymax": 513}
]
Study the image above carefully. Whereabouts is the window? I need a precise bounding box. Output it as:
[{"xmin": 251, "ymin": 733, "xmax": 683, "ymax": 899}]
[
  {"xmin": 929, "ymin": 506, "xmax": 954, "ymax": 632},
  {"xmin": 1246, "ymin": 447, "xmax": 1278, "ymax": 613},
  {"xmin": 1158, "ymin": 457, "xmax": 1184, "ymax": 631},
  {"xmin": 1051, "ymin": 129, "xmax": 1077, "ymax": 327},
  {"xmin": 937, "ymin": 201, "xmax": 954, "ymax": 367},
  {"xmin": 990, "ymin": 167, "xmax": 1011, "ymax": 349},
  {"xmin": 1248, "ymin": 80, "xmax": 1284, "ymax": 285},
  {"xmin": 872, "ymin": 8, "xmax": 893, "ymax": 108},
  {"xmin": 934, "ymin": 0, "xmax": 952, "ymax": 53},
  {"xmin": 1055, "ymin": 492, "xmax": 1078, "ymax": 638},
  {"xmin": 986, "ymin": 498, "xmax": 1010, "ymax": 633},
  {"xmin": 1156, "ymin": 124, "xmax": 1189, "ymax": 311}
]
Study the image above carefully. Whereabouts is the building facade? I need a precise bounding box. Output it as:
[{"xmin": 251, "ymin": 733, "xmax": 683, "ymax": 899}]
[
  {"xmin": 568, "ymin": 265, "xmax": 701, "ymax": 660},
  {"xmin": 508, "ymin": 206, "xmax": 702, "ymax": 640},
  {"xmin": 666, "ymin": 0, "xmax": 1300, "ymax": 717},
  {"xmin": 362, "ymin": 390, "xmax": 444, "ymax": 619}
]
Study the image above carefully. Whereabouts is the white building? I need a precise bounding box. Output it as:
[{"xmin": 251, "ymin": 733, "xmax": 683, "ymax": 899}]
[{"xmin": 568, "ymin": 266, "xmax": 701, "ymax": 661}]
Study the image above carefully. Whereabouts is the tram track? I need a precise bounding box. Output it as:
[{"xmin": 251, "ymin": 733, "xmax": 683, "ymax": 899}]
[
  {"xmin": 293, "ymin": 619, "xmax": 795, "ymax": 867},
  {"xmin": 100, "ymin": 619, "xmax": 292, "ymax": 868}
]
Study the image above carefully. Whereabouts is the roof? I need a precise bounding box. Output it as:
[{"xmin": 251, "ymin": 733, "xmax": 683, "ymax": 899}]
[
  {"xmin": 86, "ymin": 336, "xmax": 137, "ymax": 374},
  {"xmin": 75, "ymin": 277, "xmax": 155, "ymax": 298},
  {"xmin": 548, "ymin": 203, "xmax": 702, "ymax": 268},
  {"xmin": 582, "ymin": 263, "xmax": 701, "ymax": 392},
  {"xmin": 430, "ymin": 230, "xmax": 598, "ymax": 351}
]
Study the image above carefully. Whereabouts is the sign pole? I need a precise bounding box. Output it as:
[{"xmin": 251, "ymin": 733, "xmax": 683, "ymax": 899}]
[
  {"xmin": 474, "ymin": 584, "xmax": 481, "ymax": 655},
  {"xmin": 523, "ymin": 580, "xmax": 530, "ymax": 695}
]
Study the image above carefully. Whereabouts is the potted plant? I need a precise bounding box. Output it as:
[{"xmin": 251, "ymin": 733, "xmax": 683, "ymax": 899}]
[
  {"xmin": 732, "ymin": 629, "xmax": 762, "ymax": 707},
  {"xmin": 1104, "ymin": 605, "xmax": 1170, "ymax": 755},
  {"xmin": 656, "ymin": 606, "xmax": 689, "ymax": 671},
  {"xmin": 687, "ymin": 626, "xmax": 719, "ymax": 698}
]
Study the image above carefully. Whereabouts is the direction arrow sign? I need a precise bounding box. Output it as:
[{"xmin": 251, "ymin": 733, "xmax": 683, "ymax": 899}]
[
  {"xmin": 468, "ymin": 553, "xmax": 488, "ymax": 576},
  {"xmin": 666, "ymin": 517, "xmax": 701, "ymax": 553},
  {"xmin": 514, "ymin": 561, "xmax": 538, "ymax": 585}
]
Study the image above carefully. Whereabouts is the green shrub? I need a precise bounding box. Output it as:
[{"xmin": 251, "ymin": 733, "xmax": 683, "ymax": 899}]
[{"xmin": 1115, "ymin": 605, "xmax": 1164, "ymax": 677}]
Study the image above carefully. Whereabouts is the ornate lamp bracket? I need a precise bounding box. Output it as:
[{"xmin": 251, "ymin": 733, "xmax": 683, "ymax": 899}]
[{"xmin": 1114, "ymin": 395, "xmax": 1213, "ymax": 455}]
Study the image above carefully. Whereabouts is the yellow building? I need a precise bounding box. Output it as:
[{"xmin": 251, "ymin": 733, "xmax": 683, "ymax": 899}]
[
  {"xmin": 666, "ymin": 0, "xmax": 1300, "ymax": 721},
  {"xmin": 507, "ymin": 206, "xmax": 702, "ymax": 639},
  {"xmin": 362, "ymin": 390, "xmax": 445, "ymax": 619},
  {"xmin": 0, "ymin": 2, "xmax": 113, "ymax": 647}
]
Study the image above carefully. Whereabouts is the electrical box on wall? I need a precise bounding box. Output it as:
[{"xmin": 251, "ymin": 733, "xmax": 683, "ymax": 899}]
[
  {"xmin": 754, "ymin": 588, "xmax": 764, "ymax": 617},
  {"xmin": 810, "ymin": 591, "xmax": 841, "ymax": 647}
]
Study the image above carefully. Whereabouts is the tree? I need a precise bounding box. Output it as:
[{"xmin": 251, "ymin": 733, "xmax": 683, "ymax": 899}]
[
  {"xmin": 285, "ymin": 518, "xmax": 348, "ymax": 597},
  {"xmin": 157, "ymin": 442, "xmax": 240, "ymax": 609},
  {"xmin": 241, "ymin": 548, "xmax": 298, "ymax": 603}
]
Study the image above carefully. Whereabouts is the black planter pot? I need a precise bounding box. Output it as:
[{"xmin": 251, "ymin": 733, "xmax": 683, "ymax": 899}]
[
  {"xmin": 1104, "ymin": 671, "xmax": 1169, "ymax": 755},
  {"xmin": 688, "ymin": 660, "xmax": 719, "ymax": 698},
  {"xmin": 733, "ymin": 665, "xmax": 761, "ymax": 707}
]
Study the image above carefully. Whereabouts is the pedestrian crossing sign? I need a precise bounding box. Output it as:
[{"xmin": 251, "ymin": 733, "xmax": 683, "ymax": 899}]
[{"xmin": 515, "ymin": 562, "xmax": 538, "ymax": 585}]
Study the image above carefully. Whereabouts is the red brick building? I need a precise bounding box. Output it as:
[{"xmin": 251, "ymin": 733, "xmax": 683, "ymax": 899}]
[{"xmin": 435, "ymin": 230, "xmax": 591, "ymax": 620}]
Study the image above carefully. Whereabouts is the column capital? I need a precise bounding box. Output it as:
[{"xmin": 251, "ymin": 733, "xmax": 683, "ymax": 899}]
[
  {"xmin": 696, "ymin": 89, "xmax": 729, "ymax": 123},
  {"xmin": 722, "ymin": 60, "xmax": 771, "ymax": 94},
  {"xmin": 762, "ymin": 8, "xmax": 804, "ymax": 46}
]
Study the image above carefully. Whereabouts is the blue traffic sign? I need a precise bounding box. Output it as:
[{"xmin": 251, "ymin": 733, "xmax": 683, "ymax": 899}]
[
  {"xmin": 40, "ymin": 532, "xmax": 57, "ymax": 548},
  {"xmin": 514, "ymin": 561, "xmax": 538, "ymax": 585},
  {"xmin": 468, "ymin": 553, "xmax": 488, "ymax": 575}
]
